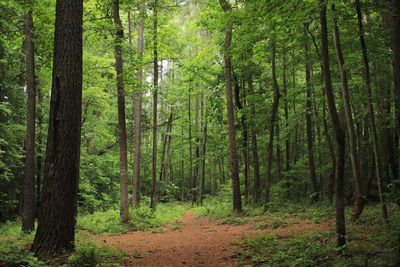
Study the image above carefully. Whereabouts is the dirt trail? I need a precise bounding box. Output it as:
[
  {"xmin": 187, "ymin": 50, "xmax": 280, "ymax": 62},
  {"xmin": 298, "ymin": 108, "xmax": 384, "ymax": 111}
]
[{"xmin": 99, "ymin": 211, "xmax": 331, "ymax": 267}]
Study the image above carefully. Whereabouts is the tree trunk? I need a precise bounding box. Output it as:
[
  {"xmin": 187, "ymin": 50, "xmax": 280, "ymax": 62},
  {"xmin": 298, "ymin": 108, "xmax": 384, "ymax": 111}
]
[
  {"xmin": 22, "ymin": 7, "xmax": 36, "ymax": 233},
  {"xmin": 332, "ymin": 3, "xmax": 365, "ymax": 221},
  {"xmin": 219, "ymin": 0, "xmax": 242, "ymax": 213},
  {"xmin": 150, "ymin": 0, "xmax": 159, "ymax": 210},
  {"xmin": 283, "ymin": 53, "xmax": 290, "ymax": 172},
  {"xmin": 112, "ymin": 0, "xmax": 129, "ymax": 223},
  {"xmin": 132, "ymin": 3, "xmax": 144, "ymax": 208},
  {"xmin": 355, "ymin": 0, "xmax": 388, "ymax": 223},
  {"xmin": 264, "ymin": 36, "xmax": 281, "ymax": 211},
  {"xmin": 249, "ymin": 78, "xmax": 261, "ymax": 204},
  {"xmin": 31, "ymin": 0, "xmax": 83, "ymax": 257},
  {"xmin": 304, "ymin": 24, "xmax": 320, "ymax": 203},
  {"xmin": 200, "ymin": 97, "xmax": 207, "ymax": 205},
  {"xmin": 320, "ymin": 0, "xmax": 346, "ymax": 249},
  {"xmin": 393, "ymin": 0, "xmax": 400, "ymax": 160}
]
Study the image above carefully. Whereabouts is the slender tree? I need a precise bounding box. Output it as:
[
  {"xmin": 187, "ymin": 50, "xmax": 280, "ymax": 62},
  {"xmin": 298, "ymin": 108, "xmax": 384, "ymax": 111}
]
[
  {"xmin": 150, "ymin": 0, "xmax": 159, "ymax": 209},
  {"xmin": 304, "ymin": 24, "xmax": 319, "ymax": 203},
  {"xmin": 31, "ymin": 0, "xmax": 83, "ymax": 256},
  {"xmin": 219, "ymin": 0, "xmax": 242, "ymax": 212},
  {"xmin": 113, "ymin": 0, "xmax": 129, "ymax": 223},
  {"xmin": 331, "ymin": 3, "xmax": 365, "ymax": 220},
  {"xmin": 22, "ymin": 2, "xmax": 36, "ymax": 233},
  {"xmin": 132, "ymin": 3, "xmax": 145, "ymax": 207},
  {"xmin": 320, "ymin": 0, "xmax": 346, "ymax": 249},
  {"xmin": 264, "ymin": 36, "xmax": 281, "ymax": 211},
  {"xmin": 355, "ymin": 0, "xmax": 388, "ymax": 223}
]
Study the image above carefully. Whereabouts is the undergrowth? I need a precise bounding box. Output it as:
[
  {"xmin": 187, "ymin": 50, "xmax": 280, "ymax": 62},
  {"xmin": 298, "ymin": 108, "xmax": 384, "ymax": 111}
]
[{"xmin": 77, "ymin": 199, "xmax": 191, "ymax": 235}]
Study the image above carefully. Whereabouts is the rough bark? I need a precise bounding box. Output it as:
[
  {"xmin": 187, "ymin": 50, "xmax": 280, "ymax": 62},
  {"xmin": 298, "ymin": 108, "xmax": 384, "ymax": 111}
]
[
  {"xmin": 132, "ymin": 3, "xmax": 144, "ymax": 207},
  {"xmin": 219, "ymin": 0, "xmax": 242, "ymax": 213},
  {"xmin": 200, "ymin": 97, "xmax": 207, "ymax": 205},
  {"xmin": 332, "ymin": 3, "xmax": 365, "ymax": 221},
  {"xmin": 320, "ymin": 0, "xmax": 346, "ymax": 249},
  {"xmin": 304, "ymin": 24, "xmax": 320, "ymax": 203},
  {"xmin": 150, "ymin": 0, "xmax": 159, "ymax": 210},
  {"xmin": 22, "ymin": 7, "xmax": 36, "ymax": 233},
  {"xmin": 356, "ymin": 0, "xmax": 388, "ymax": 223},
  {"xmin": 31, "ymin": 0, "xmax": 83, "ymax": 257},
  {"xmin": 264, "ymin": 36, "xmax": 281, "ymax": 211},
  {"xmin": 112, "ymin": 0, "xmax": 129, "ymax": 223}
]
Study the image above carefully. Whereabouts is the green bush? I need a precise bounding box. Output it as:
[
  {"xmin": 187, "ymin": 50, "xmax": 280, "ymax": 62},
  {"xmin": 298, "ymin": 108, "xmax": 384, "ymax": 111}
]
[{"xmin": 68, "ymin": 241, "xmax": 126, "ymax": 267}]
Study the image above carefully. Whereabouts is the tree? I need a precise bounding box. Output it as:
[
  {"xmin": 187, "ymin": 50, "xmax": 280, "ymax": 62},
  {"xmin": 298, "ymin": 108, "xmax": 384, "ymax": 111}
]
[
  {"xmin": 31, "ymin": 0, "xmax": 83, "ymax": 257},
  {"xmin": 219, "ymin": 0, "xmax": 242, "ymax": 213},
  {"xmin": 21, "ymin": 1, "xmax": 36, "ymax": 233},
  {"xmin": 304, "ymin": 24, "xmax": 319, "ymax": 203},
  {"xmin": 319, "ymin": 0, "xmax": 346, "ymax": 249},
  {"xmin": 113, "ymin": 0, "xmax": 129, "ymax": 223},
  {"xmin": 132, "ymin": 3, "xmax": 145, "ymax": 208},
  {"xmin": 264, "ymin": 35, "xmax": 280, "ymax": 211},
  {"xmin": 331, "ymin": 3, "xmax": 365, "ymax": 221},
  {"xmin": 150, "ymin": 0, "xmax": 159, "ymax": 210}
]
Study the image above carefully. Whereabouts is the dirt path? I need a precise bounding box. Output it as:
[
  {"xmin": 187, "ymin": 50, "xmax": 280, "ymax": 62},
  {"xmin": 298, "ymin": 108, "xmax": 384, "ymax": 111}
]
[{"xmin": 98, "ymin": 211, "xmax": 331, "ymax": 267}]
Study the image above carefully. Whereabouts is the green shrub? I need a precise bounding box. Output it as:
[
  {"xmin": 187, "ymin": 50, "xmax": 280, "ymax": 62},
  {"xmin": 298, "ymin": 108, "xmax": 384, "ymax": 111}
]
[{"xmin": 68, "ymin": 241, "xmax": 126, "ymax": 267}]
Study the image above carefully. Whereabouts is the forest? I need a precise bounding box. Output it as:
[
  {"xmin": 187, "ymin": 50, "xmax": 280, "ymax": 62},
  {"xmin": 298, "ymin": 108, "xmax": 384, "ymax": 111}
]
[{"xmin": 0, "ymin": 0, "xmax": 399, "ymax": 266}]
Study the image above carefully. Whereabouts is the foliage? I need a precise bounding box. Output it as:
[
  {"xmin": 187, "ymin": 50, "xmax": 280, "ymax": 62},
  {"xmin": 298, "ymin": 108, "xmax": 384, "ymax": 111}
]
[{"xmin": 67, "ymin": 241, "xmax": 126, "ymax": 267}]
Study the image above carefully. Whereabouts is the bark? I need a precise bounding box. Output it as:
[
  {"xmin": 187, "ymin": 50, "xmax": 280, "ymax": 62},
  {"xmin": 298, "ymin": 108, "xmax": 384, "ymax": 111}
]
[
  {"xmin": 150, "ymin": 0, "xmax": 159, "ymax": 210},
  {"xmin": 304, "ymin": 24, "xmax": 320, "ymax": 203},
  {"xmin": 193, "ymin": 97, "xmax": 200, "ymax": 205},
  {"xmin": 356, "ymin": 0, "xmax": 388, "ymax": 223},
  {"xmin": 219, "ymin": 0, "xmax": 242, "ymax": 213},
  {"xmin": 188, "ymin": 86, "xmax": 193, "ymax": 202},
  {"xmin": 320, "ymin": 0, "xmax": 346, "ymax": 249},
  {"xmin": 393, "ymin": 0, "xmax": 400, "ymax": 155},
  {"xmin": 132, "ymin": 3, "xmax": 144, "ymax": 207},
  {"xmin": 233, "ymin": 72, "xmax": 250, "ymax": 203},
  {"xmin": 276, "ymin": 115, "xmax": 282, "ymax": 182},
  {"xmin": 22, "ymin": 7, "xmax": 36, "ymax": 233},
  {"xmin": 332, "ymin": 4, "xmax": 365, "ymax": 221},
  {"xmin": 249, "ymin": 78, "xmax": 261, "ymax": 203},
  {"xmin": 264, "ymin": 36, "xmax": 281, "ymax": 211},
  {"xmin": 112, "ymin": 0, "xmax": 129, "ymax": 223},
  {"xmin": 159, "ymin": 111, "xmax": 173, "ymax": 181},
  {"xmin": 200, "ymin": 98, "xmax": 207, "ymax": 205},
  {"xmin": 31, "ymin": 0, "xmax": 83, "ymax": 257},
  {"xmin": 283, "ymin": 53, "xmax": 290, "ymax": 171}
]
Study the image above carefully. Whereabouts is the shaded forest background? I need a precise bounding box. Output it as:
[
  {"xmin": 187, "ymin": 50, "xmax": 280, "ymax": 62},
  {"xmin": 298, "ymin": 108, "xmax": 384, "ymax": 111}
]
[{"xmin": 0, "ymin": 0, "xmax": 400, "ymax": 265}]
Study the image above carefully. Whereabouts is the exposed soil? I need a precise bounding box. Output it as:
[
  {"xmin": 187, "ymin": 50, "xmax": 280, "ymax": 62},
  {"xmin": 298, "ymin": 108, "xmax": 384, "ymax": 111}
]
[{"xmin": 97, "ymin": 211, "xmax": 332, "ymax": 267}]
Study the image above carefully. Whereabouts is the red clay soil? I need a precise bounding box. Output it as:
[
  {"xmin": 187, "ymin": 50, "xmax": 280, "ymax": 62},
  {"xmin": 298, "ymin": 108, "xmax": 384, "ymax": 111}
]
[{"xmin": 98, "ymin": 211, "xmax": 331, "ymax": 267}]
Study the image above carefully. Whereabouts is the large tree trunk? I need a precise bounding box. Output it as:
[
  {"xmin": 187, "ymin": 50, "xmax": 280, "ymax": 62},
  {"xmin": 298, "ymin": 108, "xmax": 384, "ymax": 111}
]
[
  {"xmin": 332, "ymin": 4, "xmax": 365, "ymax": 221},
  {"xmin": 320, "ymin": 0, "xmax": 346, "ymax": 249},
  {"xmin": 264, "ymin": 36, "xmax": 280, "ymax": 211},
  {"xmin": 113, "ymin": 0, "xmax": 129, "ymax": 223},
  {"xmin": 31, "ymin": 0, "xmax": 83, "ymax": 257},
  {"xmin": 132, "ymin": 3, "xmax": 144, "ymax": 207},
  {"xmin": 304, "ymin": 24, "xmax": 319, "ymax": 203},
  {"xmin": 22, "ymin": 6, "xmax": 36, "ymax": 233},
  {"xmin": 355, "ymin": 0, "xmax": 388, "ymax": 223},
  {"xmin": 219, "ymin": 0, "xmax": 242, "ymax": 213}
]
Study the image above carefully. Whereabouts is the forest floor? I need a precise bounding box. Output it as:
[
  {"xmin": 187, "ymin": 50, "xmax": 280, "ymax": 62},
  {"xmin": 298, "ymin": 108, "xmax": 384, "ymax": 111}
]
[{"xmin": 95, "ymin": 210, "xmax": 332, "ymax": 267}]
